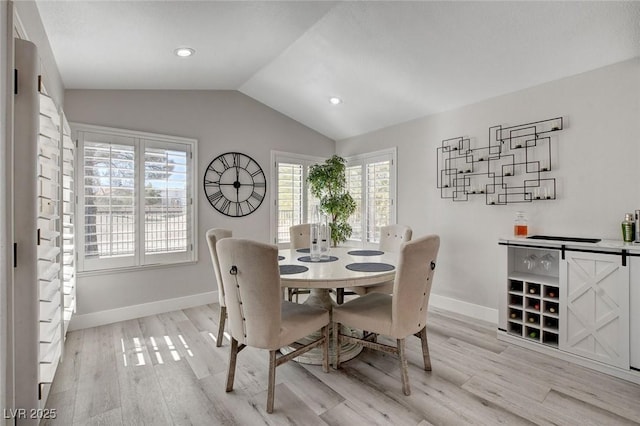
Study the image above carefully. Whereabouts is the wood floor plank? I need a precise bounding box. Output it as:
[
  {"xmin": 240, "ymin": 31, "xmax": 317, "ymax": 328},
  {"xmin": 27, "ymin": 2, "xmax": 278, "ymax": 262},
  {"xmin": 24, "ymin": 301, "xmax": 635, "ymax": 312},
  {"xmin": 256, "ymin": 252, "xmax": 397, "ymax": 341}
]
[
  {"xmin": 499, "ymin": 345, "xmax": 640, "ymax": 422},
  {"xmin": 112, "ymin": 319, "xmax": 174, "ymax": 426},
  {"xmin": 434, "ymin": 338, "xmax": 552, "ymax": 402},
  {"xmin": 348, "ymin": 354, "xmax": 536, "ymax": 425},
  {"xmin": 541, "ymin": 389, "xmax": 639, "ymax": 426},
  {"xmin": 157, "ymin": 310, "xmax": 227, "ymax": 380},
  {"xmin": 304, "ymin": 362, "xmax": 425, "ymax": 425},
  {"xmin": 72, "ymin": 325, "xmax": 121, "ymax": 424},
  {"xmin": 49, "ymin": 305, "xmax": 640, "ymax": 424}
]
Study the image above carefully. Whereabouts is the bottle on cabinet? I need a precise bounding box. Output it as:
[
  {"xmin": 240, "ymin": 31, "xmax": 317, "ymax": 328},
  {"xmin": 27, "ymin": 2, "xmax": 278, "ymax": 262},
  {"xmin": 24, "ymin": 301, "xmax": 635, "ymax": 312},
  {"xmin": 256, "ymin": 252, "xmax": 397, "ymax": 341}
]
[
  {"xmin": 514, "ymin": 211, "xmax": 528, "ymax": 237},
  {"xmin": 622, "ymin": 213, "xmax": 635, "ymax": 243}
]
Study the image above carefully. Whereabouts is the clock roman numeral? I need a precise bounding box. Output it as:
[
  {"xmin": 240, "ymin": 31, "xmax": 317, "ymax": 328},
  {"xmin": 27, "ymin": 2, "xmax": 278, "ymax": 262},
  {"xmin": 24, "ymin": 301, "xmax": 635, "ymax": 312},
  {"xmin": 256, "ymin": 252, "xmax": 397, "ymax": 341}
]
[
  {"xmin": 207, "ymin": 191, "xmax": 224, "ymax": 205},
  {"xmin": 220, "ymin": 199, "xmax": 231, "ymax": 214},
  {"xmin": 250, "ymin": 169, "xmax": 263, "ymax": 178},
  {"xmin": 207, "ymin": 164, "xmax": 223, "ymax": 177},
  {"xmin": 236, "ymin": 202, "xmax": 243, "ymax": 216},
  {"xmin": 250, "ymin": 191, "xmax": 263, "ymax": 202},
  {"xmin": 253, "ymin": 182, "xmax": 265, "ymax": 188},
  {"xmin": 232, "ymin": 153, "xmax": 240, "ymax": 168},
  {"xmin": 204, "ymin": 179, "xmax": 220, "ymax": 187},
  {"xmin": 220, "ymin": 155, "xmax": 231, "ymax": 169}
]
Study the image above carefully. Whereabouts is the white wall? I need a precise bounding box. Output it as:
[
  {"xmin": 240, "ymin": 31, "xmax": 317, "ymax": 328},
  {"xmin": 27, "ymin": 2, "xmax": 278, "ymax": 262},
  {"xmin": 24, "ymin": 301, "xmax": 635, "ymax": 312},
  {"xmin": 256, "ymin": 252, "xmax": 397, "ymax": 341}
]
[
  {"xmin": 337, "ymin": 58, "xmax": 640, "ymax": 315},
  {"xmin": 63, "ymin": 90, "xmax": 334, "ymax": 325}
]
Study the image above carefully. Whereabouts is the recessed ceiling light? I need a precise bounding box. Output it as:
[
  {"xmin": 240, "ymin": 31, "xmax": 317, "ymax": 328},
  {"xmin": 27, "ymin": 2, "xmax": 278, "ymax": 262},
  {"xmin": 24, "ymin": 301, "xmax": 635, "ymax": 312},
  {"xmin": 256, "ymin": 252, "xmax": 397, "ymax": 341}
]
[
  {"xmin": 174, "ymin": 47, "xmax": 195, "ymax": 58},
  {"xmin": 329, "ymin": 97, "xmax": 342, "ymax": 105}
]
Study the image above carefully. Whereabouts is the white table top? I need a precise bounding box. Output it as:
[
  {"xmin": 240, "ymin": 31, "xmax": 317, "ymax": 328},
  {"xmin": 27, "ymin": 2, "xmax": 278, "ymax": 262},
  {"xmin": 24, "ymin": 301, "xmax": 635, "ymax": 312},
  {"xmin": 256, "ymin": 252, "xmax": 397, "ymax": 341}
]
[{"xmin": 278, "ymin": 246, "xmax": 398, "ymax": 289}]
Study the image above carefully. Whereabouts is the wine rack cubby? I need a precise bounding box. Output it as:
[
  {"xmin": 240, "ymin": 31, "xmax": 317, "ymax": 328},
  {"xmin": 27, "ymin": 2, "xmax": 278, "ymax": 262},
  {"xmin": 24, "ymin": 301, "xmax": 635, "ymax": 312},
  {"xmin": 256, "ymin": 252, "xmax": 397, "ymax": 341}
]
[{"xmin": 505, "ymin": 246, "xmax": 560, "ymax": 348}]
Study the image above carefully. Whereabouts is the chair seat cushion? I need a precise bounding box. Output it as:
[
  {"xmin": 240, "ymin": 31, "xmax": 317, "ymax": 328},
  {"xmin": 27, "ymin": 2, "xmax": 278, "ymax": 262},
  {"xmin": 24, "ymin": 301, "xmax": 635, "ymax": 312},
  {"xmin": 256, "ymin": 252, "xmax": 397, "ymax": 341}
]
[
  {"xmin": 279, "ymin": 301, "xmax": 329, "ymax": 348},
  {"xmin": 333, "ymin": 293, "xmax": 393, "ymax": 336}
]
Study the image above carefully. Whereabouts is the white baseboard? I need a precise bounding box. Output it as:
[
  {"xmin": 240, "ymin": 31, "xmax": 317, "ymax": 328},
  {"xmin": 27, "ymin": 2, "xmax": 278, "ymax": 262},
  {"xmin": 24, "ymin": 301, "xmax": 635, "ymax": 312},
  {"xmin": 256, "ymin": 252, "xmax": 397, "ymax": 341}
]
[
  {"xmin": 429, "ymin": 293, "xmax": 498, "ymax": 325},
  {"xmin": 68, "ymin": 291, "xmax": 217, "ymax": 331}
]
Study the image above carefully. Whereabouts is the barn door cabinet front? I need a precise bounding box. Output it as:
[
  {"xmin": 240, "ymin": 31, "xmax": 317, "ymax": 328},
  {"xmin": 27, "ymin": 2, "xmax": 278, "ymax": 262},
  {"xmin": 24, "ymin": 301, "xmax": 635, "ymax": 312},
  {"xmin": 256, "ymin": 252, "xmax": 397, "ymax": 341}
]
[{"xmin": 559, "ymin": 251, "xmax": 630, "ymax": 369}]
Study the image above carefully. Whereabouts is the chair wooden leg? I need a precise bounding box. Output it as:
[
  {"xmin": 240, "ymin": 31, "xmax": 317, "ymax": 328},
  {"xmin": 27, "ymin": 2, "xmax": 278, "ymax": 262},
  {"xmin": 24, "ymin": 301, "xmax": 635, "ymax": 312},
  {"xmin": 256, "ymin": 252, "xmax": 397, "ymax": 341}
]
[
  {"xmin": 418, "ymin": 326, "xmax": 432, "ymax": 371},
  {"xmin": 216, "ymin": 306, "xmax": 227, "ymax": 347},
  {"xmin": 333, "ymin": 322, "xmax": 341, "ymax": 369},
  {"xmin": 226, "ymin": 337, "xmax": 239, "ymax": 392},
  {"xmin": 397, "ymin": 338, "xmax": 410, "ymax": 395},
  {"xmin": 267, "ymin": 350, "xmax": 277, "ymax": 413},
  {"xmin": 322, "ymin": 325, "xmax": 329, "ymax": 373}
]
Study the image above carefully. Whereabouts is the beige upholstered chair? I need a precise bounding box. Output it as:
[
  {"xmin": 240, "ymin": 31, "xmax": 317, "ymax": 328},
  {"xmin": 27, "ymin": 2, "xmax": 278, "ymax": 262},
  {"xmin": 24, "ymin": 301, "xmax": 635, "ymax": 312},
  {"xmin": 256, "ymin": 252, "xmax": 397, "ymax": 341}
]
[
  {"xmin": 333, "ymin": 234, "xmax": 440, "ymax": 395},
  {"xmin": 346, "ymin": 224, "xmax": 413, "ymax": 299},
  {"xmin": 289, "ymin": 223, "xmax": 311, "ymax": 249},
  {"xmin": 216, "ymin": 238, "xmax": 330, "ymax": 413},
  {"xmin": 379, "ymin": 224, "xmax": 413, "ymax": 252},
  {"xmin": 206, "ymin": 228, "xmax": 233, "ymax": 347},
  {"xmin": 287, "ymin": 224, "xmax": 312, "ymax": 302}
]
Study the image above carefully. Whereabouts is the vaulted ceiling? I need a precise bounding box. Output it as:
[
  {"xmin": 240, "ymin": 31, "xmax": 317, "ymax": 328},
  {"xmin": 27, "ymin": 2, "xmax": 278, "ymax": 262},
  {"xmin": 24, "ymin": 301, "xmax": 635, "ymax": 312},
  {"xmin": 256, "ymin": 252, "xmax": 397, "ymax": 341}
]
[{"xmin": 36, "ymin": 1, "xmax": 640, "ymax": 140}]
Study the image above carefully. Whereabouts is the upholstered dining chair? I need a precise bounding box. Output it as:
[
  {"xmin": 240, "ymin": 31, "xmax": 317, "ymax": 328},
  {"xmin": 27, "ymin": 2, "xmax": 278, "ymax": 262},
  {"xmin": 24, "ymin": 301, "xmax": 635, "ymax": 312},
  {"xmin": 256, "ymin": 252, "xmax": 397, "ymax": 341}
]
[
  {"xmin": 206, "ymin": 228, "xmax": 233, "ymax": 347},
  {"xmin": 333, "ymin": 234, "xmax": 440, "ymax": 395},
  {"xmin": 216, "ymin": 238, "xmax": 330, "ymax": 413},
  {"xmin": 339, "ymin": 224, "xmax": 413, "ymax": 302},
  {"xmin": 287, "ymin": 224, "xmax": 312, "ymax": 302}
]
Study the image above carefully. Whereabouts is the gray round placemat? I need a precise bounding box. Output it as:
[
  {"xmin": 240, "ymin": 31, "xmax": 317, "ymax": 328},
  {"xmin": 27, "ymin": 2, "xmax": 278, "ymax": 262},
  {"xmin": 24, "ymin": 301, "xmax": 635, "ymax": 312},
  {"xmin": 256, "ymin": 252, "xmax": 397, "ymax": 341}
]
[
  {"xmin": 296, "ymin": 248, "xmax": 310, "ymax": 253},
  {"xmin": 279, "ymin": 265, "xmax": 309, "ymax": 275},
  {"xmin": 347, "ymin": 250, "xmax": 384, "ymax": 256},
  {"xmin": 297, "ymin": 256, "xmax": 338, "ymax": 263},
  {"xmin": 345, "ymin": 262, "xmax": 395, "ymax": 272},
  {"xmin": 278, "ymin": 255, "xmax": 285, "ymax": 261}
]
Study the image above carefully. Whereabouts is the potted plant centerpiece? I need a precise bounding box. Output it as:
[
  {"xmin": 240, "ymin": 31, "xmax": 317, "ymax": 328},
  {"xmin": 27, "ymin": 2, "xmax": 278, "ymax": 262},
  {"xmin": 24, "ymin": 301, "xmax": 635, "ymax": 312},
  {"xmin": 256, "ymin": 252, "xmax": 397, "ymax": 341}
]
[{"xmin": 307, "ymin": 155, "xmax": 357, "ymax": 247}]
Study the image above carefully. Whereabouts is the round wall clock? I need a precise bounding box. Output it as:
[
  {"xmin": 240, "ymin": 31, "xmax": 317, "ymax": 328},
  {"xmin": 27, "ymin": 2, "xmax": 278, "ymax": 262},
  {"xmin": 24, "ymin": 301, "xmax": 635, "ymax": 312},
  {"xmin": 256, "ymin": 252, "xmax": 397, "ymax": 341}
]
[{"xmin": 203, "ymin": 152, "xmax": 266, "ymax": 217}]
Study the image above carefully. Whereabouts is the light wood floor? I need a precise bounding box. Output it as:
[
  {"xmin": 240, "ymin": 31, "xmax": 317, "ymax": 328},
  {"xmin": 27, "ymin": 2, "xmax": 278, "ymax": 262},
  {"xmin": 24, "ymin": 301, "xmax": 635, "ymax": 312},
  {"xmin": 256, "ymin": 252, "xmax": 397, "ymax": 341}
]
[{"xmin": 43, "ymin": 303, "xmax": 640, "ymax": 425}]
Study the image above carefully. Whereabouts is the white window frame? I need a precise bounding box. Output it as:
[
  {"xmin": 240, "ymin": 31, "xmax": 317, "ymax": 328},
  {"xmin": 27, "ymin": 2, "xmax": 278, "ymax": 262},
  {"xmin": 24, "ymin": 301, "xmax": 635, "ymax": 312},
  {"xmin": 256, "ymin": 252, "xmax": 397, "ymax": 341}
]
[
  {"xmin": 345, "ymin": 147, "xmax": 397, "ymax": 245},
  {"xmin": 73, "ymin": 123, "xmax": 197, "ymax": 273},
  {"xmin": 270, "ymin": 151, "xmax": 326, "ymax": 247}
]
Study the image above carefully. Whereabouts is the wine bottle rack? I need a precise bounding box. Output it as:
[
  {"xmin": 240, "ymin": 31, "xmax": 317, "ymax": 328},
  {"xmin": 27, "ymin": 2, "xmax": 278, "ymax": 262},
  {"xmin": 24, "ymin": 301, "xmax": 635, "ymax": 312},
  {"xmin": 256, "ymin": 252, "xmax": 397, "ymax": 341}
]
[
  {"xmin": 505, "ymin": 246, "xmax": 560, "ymax": 348},
  {"xmin": 436, "ymin": 117, "xmax": 563, "ymax": 205}
]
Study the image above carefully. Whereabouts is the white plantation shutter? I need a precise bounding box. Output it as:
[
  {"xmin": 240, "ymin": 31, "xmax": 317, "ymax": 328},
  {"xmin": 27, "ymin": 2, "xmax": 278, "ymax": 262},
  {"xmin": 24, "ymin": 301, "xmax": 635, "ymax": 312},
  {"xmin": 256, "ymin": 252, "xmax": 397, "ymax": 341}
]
[
  {"xmin": 346, "ymin": 148, "xmax": 396, "ymax": 245},
  {"xmin": 143, "ymin": 140, "xmax": 191, "ymax": 263},
  {"xmin": 82, "ymin": 133, "xmax": 136, "ymax": 270},
  {"xmin": 277, "ymin": 162, "xmax": 304, "ymax": 243},
  {"xmin": 76, "ymin": 124, "xmax": 196, "ymax": 272},
  {"xmin": 271, "ymin": 152, "xmax": 325, "ymax": 245},
  {"xmin": 346, "ymin": 165, "xmax": 363, "ymax": 241},
  {"xmin": 366, "ymin": 160, "xmax": 392, "ymax": 243}
]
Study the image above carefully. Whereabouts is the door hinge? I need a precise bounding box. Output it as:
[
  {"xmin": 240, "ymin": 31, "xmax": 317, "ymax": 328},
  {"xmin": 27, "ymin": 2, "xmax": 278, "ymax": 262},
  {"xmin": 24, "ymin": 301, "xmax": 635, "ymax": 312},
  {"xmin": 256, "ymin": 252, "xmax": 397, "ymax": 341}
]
[
  {"xmin": 37, "ymin": 75, "xmax": 42, "ymax": 93},
  {"xmin": 14, "ymin": 69, "xmax": 18, "ymax": 94},
  {"xmin": 37, "ymin": 229, "xmax": 41, "ymax": 246},
  {"xmin": 190, "ymin": 244, "xmax": 193, "ymax": 251},
  {"xmin": 13, "ymin": 243, "xmax": 17, "ymax": 267},
  {"xmin": 190, "ymin": 152, "xmax": 193, "ymax": 159}
]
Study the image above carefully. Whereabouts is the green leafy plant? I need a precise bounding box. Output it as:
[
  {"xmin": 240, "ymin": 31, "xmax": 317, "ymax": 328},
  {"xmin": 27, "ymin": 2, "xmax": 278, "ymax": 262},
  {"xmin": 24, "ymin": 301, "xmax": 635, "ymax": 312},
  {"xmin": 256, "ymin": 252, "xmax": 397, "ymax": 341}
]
[{"xmin": 307, "ymin": 155, "xmax": 357, "ymax": 246}]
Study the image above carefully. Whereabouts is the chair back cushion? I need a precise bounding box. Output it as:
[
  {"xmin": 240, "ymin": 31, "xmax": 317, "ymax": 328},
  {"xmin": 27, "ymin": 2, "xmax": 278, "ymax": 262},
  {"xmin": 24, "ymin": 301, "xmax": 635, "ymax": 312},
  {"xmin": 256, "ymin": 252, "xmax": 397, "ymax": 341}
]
[
  {"xmin": 392, "ymin": 235, "xmax": 440, "ymax": 337},
  {"xmin": 289, "ymin": 223, "xmax": 311, "ymax": 249},
  {"xmin": 205, "ymin": 228, "xmax": 232, "ymax": 306},
  {"xmin": 379, "ymin": 224, "xmax": 412, "ymax": 252},
  {"xmin": 216, "ymin": 238, "xmax": 282, "ymax": 349}
]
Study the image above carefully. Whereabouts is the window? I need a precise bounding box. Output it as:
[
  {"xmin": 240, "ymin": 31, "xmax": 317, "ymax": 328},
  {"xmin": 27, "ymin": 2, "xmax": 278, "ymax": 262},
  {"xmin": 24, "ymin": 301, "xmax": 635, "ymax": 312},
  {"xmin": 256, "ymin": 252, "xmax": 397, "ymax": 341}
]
[
  {"xmin": 271, "ymin": 152, "xmax": 324, "ymax": 245},
  {"xmin": 75, "ymin": 124, "xmax": 197, "ymax": 272},
  {"xmin": 270, "ymin": 149, "xmax": 396, "ymax": 247},
  {"xmin": 346, "ymin": 148, "xmax": 396, "ymax": 244}
]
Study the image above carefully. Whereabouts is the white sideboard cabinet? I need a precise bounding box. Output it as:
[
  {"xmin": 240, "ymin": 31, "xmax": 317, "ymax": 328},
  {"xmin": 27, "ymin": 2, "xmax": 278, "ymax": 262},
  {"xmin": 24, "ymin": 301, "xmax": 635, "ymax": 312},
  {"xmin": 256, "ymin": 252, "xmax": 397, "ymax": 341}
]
[{"xmin": 499, "ymin": 237, "xmax": 639, "ymax": 384}]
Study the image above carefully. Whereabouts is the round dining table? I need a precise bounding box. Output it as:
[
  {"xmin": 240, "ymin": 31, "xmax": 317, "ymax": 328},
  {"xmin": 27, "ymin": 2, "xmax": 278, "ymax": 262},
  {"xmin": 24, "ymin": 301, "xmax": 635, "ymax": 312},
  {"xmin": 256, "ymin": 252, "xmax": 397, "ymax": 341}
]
[{"xmin": 278, "ymin": 246, "xmax": 398, "ymax": 364}]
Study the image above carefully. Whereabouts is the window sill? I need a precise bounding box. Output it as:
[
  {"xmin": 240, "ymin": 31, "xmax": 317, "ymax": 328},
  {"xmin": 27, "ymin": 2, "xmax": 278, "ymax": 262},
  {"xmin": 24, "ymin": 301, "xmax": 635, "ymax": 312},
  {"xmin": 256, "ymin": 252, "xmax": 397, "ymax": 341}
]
[{"xmin": 78, "ymin": 259, "xmax": 198, "ymax": 278}]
